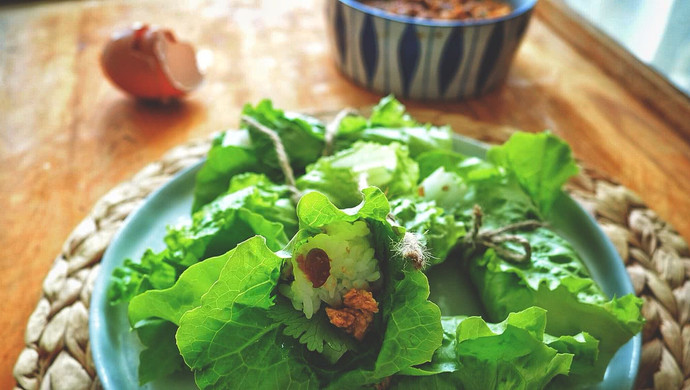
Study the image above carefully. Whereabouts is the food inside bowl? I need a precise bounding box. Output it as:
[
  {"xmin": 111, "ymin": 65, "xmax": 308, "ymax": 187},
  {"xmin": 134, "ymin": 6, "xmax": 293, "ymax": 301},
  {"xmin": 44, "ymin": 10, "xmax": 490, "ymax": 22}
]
[{"xmin": 360, "ymin": 0, "xmax": 512, "ymax": 20}]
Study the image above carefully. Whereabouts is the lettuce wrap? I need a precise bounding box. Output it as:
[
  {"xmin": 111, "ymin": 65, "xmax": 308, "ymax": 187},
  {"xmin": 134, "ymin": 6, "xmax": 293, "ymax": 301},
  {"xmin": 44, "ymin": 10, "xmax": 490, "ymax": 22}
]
[
  {"xmin": 417, "ymin": 132, "xmax": 644, "ymax": 385},
  {"xmin": 106, "ymin": 97, "xmax": 642, "ymax": 389}
]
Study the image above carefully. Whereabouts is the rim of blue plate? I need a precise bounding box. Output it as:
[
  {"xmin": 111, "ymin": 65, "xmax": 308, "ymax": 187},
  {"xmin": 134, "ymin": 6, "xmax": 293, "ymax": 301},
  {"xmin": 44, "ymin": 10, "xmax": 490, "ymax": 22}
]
[
  {"xmin": 338, "ymin": 0, "xmax": 539, "ymax": 27},
  {"xmin": 89, "ymin": 160, "xmax": 204, "ymax": 390}
]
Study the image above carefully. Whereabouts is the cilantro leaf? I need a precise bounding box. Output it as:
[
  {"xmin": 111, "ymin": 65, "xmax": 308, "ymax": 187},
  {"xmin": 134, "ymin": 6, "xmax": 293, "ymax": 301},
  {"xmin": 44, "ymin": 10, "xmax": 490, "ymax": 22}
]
[{"xmin": 268, "ymin": 298, "xmax": 357, "ymax": 364}]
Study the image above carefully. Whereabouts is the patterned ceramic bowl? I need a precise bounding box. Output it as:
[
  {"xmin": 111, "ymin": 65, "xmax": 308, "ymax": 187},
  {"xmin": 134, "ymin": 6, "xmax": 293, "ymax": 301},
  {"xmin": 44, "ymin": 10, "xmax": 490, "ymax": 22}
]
[{"xmin": 325, "ymin": 0, "xmax": 537, "ymax": 100}]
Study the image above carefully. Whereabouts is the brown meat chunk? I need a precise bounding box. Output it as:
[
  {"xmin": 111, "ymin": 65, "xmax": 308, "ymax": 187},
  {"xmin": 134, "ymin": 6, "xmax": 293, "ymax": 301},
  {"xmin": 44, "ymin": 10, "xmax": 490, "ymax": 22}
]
[
  {"xmin": 326, "ymin": 307, "xmax": 357, "ymax": 330},
  {"xmin": 343, "ymin": 288, "xmax": 379, "ymax": 313},
  {"xmin": 326, "ymin": 288, "xmax": 379, "ymax": 341},
  {"xmin": 362, "ymin": 0, "xmax": 512, "ymax": 21},
  {"xmin": 296, "ymin": 248, "xmax": 331, "ymax": 288}
]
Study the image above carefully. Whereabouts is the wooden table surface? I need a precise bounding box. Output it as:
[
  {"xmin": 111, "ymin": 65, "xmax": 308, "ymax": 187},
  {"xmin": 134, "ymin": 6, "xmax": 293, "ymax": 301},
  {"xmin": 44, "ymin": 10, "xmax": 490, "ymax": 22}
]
[{"xmin": 1, "ymin": 0, "xmax": 689, "ymax": 387}]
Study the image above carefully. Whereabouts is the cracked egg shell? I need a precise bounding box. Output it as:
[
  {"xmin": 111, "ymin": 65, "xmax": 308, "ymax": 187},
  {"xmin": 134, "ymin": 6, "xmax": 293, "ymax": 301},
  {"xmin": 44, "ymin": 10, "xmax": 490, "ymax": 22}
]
[{"xmin": 101, "ymin": 24, "xmax": 203, "ymax": 100}]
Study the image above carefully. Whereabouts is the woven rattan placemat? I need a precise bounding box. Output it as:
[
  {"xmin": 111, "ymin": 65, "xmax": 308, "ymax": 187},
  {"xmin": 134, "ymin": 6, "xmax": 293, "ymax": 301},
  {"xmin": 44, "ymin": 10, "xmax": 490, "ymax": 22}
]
[{"xmin": 12, "ymin": 124, "xmax": 690, "ymax": 390}]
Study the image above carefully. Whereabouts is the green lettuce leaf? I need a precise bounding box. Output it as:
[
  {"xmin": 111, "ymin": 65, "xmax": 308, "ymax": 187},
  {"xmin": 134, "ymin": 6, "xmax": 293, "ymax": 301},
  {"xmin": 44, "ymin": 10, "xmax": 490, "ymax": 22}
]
[
  {"xmin": 176, "ymin": 236, "xmax": 319, "ymax": 389},
  {"xmin": 243, "ymin": 99, "xmax": 326, "ymax": 180},
  {"xmin": 362, "ymin": 94, "xmax": 418, "ymax": 128},
  {"xmin": 395, "ymin": 308, "xmax": 574, "ymax": 389},
  {"xmin": 418, "ymin": 133, "xmax": 579, "ymax": 222},
  {"xmin": 223, "ymin": 172, "xmax": 298, "ymax": 235},
  {"xmin": 545, "ymin": 332, "xmax": 600, "ymax": 387},
  {"xmin": 295, "ymin": 187, "xmax": 391, "ymax": 232},
  {"xmin": 126, "ymin": 241, "xmax": 279, "ymax": 386},
  {"xmin": 334, "ymin": 96, "xmax": 452, "ymax": 157},
  {"xmin": 322, "ymin": 269, "xmax": 443, "ymax": 389},
  {"xmin": 418, "ymin": 167, "xmax": 471, "ymax": 213},
  {"xmin": 192, "ymin": 130, "xmax": 256, "ymax": 211},
  {"xmin": 389, "ymin": 198, "xmax": 466, "ymax": 264},
  {"xmin": 108, "ymin": 249, "xmax": 177, "ymax": 306},
  {"xmin": 416, "ymin": 149, "xmax": 468, "ymax": 181},
  {"xmin": 375, "ymin": 269, "xmax": 443, "ymax": 378},
  {"xmin": 108, "ymin": 173, "xmax": 294, "ymax": 305},
  {"xmin": 192, "ymin": 101, "xmax": 325, "ymax": 211},
  {"xmin": 469, "ymin": 228, "xmax": 644, "ymax": 385},
  {"xmin": 135, "ymin": 319, "xmax": 186, "ymax": 385},
  {"xmin": 128, "ymin": 254, "xmax": 227, "ymax": 327},
  {"xmin": 416, "ymin": 148, "xmax": 499, "ymax": 182},
  {"xmin": 170, "ymin": 173, "xmax": 293, "ymax": 257},
  {"xmin": 297, "ymin": 142, "xmax": 419, "ymax": 208},
  {"xmin": 125, "ymin": 251, "xmax": 246, "ymax": 386},
  {"xmin": 487, "ymin": 132, "xmax": 579, "ymax": 216},
  {"xmin": 419, "ymin": 164, "xmax": 536, "ymax": 226},
  {"xmin": 337, "ymin": 95, "xmax": 417, "ymax": 135}
]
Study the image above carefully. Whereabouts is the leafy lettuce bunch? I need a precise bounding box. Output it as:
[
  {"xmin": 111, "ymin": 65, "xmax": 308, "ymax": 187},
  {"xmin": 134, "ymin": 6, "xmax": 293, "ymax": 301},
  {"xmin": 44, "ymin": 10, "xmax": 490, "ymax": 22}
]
[
  {"xmin": 128, "ymin": 188, "xmax": 443, "ymax": 389},
  {"xmin": 415, "ymin": 132, "xmax": 644, "ymax": 385},
  {"xmin": 192, "ymin": 95, "xmax": 453, "ymax": 211},
  {"xmin": 108, "ymin": 172, "xmax": 296, "ymax": 305},
  {"xmin": 107, "ymin": 96, "xmax": 643, "ymax": 389}
]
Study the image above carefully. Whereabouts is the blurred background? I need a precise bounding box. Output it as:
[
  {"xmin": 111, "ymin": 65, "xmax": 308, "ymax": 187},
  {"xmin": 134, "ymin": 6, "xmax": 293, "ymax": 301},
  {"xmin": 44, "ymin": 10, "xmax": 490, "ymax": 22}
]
[{"xmin": 564, "ymin": 0, "xmax": 690, "ymax": 95}]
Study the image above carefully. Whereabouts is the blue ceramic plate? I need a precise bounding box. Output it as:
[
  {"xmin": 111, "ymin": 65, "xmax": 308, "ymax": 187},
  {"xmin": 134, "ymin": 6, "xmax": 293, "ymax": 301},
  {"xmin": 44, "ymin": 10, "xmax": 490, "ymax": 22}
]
[{"xmin": 89, "ymin": 134, "xmax": 641, "ymax": 389}]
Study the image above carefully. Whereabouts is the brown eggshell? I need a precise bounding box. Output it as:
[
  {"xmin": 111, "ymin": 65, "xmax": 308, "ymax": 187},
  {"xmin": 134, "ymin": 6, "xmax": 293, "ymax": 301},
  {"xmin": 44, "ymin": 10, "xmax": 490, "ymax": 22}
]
[{"xmin": 101, "ymin": 24, "xmax": 203, "ymax": 100}]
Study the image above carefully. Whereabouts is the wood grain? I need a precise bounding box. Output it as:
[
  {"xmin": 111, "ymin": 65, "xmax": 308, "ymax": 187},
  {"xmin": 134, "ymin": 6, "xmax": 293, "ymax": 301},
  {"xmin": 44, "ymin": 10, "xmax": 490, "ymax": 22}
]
[
  {"xmin": 1, "ymin": 0, "xmax": 689, "ymax": 387},
  {"xmin": 536, "ymin": 0, "xmax": 690, "ymax": 141}
]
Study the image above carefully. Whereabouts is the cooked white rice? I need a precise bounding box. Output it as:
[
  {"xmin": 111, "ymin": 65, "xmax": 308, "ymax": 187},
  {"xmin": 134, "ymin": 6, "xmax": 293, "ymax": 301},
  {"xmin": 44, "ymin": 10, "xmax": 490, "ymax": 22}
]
[{"xmin": 279, "ymin": 220, "xmax": 380, "ymax": 319}]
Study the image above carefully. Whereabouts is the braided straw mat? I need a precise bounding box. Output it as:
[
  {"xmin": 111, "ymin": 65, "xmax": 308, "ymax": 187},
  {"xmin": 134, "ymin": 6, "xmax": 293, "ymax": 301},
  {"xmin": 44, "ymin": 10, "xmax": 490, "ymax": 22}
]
[{"xmin": 12, "ymin": 119, "xmax": 690, "ymax": 390}]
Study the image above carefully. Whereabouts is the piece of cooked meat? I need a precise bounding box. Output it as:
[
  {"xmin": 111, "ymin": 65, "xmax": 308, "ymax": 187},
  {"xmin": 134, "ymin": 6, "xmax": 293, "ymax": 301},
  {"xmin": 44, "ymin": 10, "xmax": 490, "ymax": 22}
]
[
  {"xmin": 296, "ymin": 248, "xmax": 331, "ymax": 288},
  {"xmin": 326, "ymin": 288, "xmax": 379, "ymax": 341},
  {"xmin": 343, "ymin": 288, "xmax": 379, "ymax": 313}
]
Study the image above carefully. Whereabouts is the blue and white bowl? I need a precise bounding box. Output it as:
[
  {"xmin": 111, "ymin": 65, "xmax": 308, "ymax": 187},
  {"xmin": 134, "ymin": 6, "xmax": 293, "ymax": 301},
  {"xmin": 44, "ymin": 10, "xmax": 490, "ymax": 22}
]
[{"xmin": 325, "ymin": 0, "xmax": 538, "ymax": 100}]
